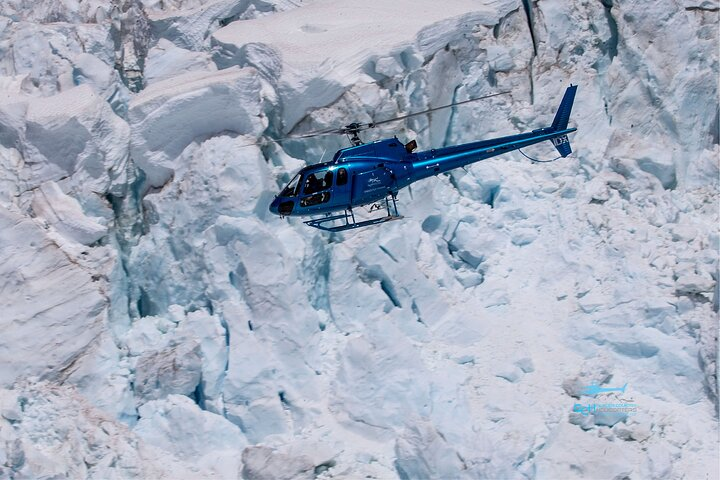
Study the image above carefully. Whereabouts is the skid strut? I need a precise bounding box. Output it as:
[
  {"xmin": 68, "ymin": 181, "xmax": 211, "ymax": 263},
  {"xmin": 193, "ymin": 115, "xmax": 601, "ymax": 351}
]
[{"xmin": 304, "ymin": 194, "xmax": 402, "ymax": 232}]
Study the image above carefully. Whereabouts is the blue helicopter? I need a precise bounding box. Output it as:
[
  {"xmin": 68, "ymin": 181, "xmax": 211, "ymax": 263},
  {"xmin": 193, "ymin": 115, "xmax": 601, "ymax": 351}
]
[{"xmin": 269, "ymin": 85, "xmax": 577, "ymax": 232}]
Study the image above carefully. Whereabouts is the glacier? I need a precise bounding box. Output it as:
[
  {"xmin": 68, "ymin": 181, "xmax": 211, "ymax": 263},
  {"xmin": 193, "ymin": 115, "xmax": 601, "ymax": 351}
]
[{"xmin": 0, "ymin": 0, "xmax": 718, "ymax": 478}]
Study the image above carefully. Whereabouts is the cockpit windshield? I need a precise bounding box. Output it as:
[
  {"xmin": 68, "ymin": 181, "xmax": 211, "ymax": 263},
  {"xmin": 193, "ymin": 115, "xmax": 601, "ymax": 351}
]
[{"xmin": 280, "ymin": 173, "xmax": 302, "ymax": 197}]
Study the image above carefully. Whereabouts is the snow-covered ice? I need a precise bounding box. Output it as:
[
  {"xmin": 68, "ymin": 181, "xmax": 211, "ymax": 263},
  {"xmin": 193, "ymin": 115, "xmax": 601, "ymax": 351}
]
[{"xmin": 0, "ymin": 0, "xmax": 718, "ymax": 478}]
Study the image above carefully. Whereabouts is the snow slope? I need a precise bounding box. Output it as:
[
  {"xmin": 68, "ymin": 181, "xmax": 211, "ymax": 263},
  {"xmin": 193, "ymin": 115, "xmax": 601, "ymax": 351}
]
[{"xmin": 0, "ymin": 0, "xmax": 718, "ymax": 478}]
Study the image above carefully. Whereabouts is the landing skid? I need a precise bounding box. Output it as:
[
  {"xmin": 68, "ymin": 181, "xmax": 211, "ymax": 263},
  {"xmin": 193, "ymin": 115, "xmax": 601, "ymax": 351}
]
[{"xmin": 304, "ymin": 195, "xmax": 402, "ymax": 232}]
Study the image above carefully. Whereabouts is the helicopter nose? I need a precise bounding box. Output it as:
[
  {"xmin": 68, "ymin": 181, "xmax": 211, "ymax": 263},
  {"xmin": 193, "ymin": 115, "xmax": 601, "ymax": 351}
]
[
  {"xmin": 269, "ymin": 197, "xmax": 295, "ymax": 216},
  {"xmin": 269, "ymin": 197, "xmax": 280, "ymax": 215}
]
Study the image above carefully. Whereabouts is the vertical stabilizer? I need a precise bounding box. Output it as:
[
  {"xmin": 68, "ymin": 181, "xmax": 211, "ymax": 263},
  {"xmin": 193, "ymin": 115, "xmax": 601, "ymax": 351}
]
[
  {"xmin": 552, "ymin": 84, "xmax": 577, "ymax": 131},
  {"xmin": 550, "ymin": 85, "xmax": 577, "ymax": 157}
]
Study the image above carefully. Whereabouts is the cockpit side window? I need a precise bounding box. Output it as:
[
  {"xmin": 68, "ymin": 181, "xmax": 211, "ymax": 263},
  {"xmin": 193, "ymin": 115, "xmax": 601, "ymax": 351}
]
[
  {"xmin": 303, "ymin": 170, "xmax": 333, "ymax": 195},
  {"xmin": 280, "ymin": 173, "xmax": 302, "ymax": 197},
  {"xmin": 337, "ymin": 168, "xmax": 348, "ymax": 186}
]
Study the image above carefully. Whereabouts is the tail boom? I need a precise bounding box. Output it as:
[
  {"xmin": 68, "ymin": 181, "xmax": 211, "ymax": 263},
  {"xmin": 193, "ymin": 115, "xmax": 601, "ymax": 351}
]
[
  {"xmin": 409, "ymin": 127, "xmax": 575, "ymax": 182},
  {"xmin": 407, "ymin": 85, "xmax": 578, "ymax": 182}
]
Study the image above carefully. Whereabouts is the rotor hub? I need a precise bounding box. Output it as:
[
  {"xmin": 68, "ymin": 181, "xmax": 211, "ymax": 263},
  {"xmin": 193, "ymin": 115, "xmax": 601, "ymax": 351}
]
[{"xmin": 342, "ymin": 122, "xmax": 365, "ymax": 146}]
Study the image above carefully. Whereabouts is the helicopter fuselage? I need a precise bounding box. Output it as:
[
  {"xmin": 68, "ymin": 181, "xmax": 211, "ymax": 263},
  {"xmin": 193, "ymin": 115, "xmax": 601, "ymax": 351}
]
[
  {"xmin": 269, "ymin": 84, "xmax": 578, "ymax": 231},
  {"xmin": 268, "ymin": 126, "xmax": 576, "ymax": 218}
]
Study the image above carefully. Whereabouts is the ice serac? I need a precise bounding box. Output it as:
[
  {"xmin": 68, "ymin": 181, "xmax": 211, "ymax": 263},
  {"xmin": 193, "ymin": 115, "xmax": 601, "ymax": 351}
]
[
  {"xmin": 128, "ymin": 66, "xmax": 266, "ymax": 187},
  {"xmin": 31, "ymin": 181, "xmax": 108, "ymax": 246},
  {"xmin": 0, "ymin": 83, "xmax": 130, "ymax": 209},
  {"xmin": 394, "ymin": 421, "xmax": 468, "ymax": 479},
  {"xmin": 143, "ymin": 38, "xmax": 218, "ymax": 86},
  {"xmin": 146, "ymin": 0, "xmax": 302, "ymax": 52},
  {"xmin": 0, "ymin": 206, "xmax": 106, "ymax": 387},
  {"xmin": 0, "ymin": 382, "xmax": 207, "ymax": 479},
  {"xmin": 135, "ymin": 395, "xmax": 247, "ymax": 478},
  {"xmin": 211, "ymin": 0, "xmax": 518, "ymax": 131},
  {"xmin": 126, "ymin": 306, "xmax": 229, "ymax": 411},
  {"xmin": 241, "ymin": 446, "xmax": 314, "ymax": 480}
]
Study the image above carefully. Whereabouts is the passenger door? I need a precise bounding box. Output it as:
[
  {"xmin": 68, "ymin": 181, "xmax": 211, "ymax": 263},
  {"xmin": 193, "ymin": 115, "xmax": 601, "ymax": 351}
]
[{"xmin": 351, "ymin": 166, "xmax": 394, "ymax": 206}]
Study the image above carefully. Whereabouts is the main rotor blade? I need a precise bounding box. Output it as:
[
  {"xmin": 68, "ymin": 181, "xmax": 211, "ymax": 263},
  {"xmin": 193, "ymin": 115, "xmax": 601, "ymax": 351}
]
[
  {"xmin": 235, "ymin": 126, "xmax": 349, "ymax": 148},
  {"xmin": 239, "ymin": 126, "xmax": 345, "ymax": 148},
  {"xmin": 370, "ymin": 90, "xmax": 511, "ymax": 128},
  {"xmin": 237, "ymin": 90, "xmax": 510, "ymax": 148},
  {"xmin": 291, "ymin": 127, "xmax": 344, "ymax": 139}
]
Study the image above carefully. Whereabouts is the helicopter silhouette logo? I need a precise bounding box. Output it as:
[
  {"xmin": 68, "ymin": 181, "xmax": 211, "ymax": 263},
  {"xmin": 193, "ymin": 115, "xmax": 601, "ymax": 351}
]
[
  {"xmin": 581, "ymin": 383, "xmax": 628, "ymax": 396},
  {"xmin": 367, "ymin": 175, "xmax": 382, "ymax": 186}
]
